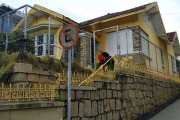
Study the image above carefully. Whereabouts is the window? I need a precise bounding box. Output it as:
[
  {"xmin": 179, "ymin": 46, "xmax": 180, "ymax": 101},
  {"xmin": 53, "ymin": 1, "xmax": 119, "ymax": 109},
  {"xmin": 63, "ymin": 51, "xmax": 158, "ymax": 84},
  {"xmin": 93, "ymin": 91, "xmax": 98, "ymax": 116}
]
[
  {"xmin": 46, "ymin": 34, "xmax": 55, "ymax": 55},
  {"xmin": 37, "ymin": 34, "xmax": 44, "ymax": 56},
  {"xmin": 34, "ymin": 33, "xmax": 54, "ymax": 56},
  {"xmin": 141, "ymin": 31, "xmax": 149, "ymax": 56},
  {"xmin": 160, "ymin": 49, "xmax": 164, "ymax": 67},
  {"xmin": 171, "ymin": 56, "xmax": 176, "ymax": 72}
]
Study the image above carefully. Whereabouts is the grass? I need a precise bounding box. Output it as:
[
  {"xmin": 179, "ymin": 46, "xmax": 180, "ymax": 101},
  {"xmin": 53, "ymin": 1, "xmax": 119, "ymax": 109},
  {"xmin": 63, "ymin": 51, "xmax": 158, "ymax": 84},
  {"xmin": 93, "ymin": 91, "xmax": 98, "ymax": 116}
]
[{"xmin": 0, "ymin": 52, "xmax": 92, "ymax": 83}]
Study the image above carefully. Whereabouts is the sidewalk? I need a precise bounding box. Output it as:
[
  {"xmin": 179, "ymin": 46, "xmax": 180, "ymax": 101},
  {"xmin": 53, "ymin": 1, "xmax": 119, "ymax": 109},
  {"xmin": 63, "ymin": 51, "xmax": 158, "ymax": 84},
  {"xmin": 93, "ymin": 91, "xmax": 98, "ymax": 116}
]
[{"xmin": 149, "ymin": 99, "xmax": 180, "ymax": 120}]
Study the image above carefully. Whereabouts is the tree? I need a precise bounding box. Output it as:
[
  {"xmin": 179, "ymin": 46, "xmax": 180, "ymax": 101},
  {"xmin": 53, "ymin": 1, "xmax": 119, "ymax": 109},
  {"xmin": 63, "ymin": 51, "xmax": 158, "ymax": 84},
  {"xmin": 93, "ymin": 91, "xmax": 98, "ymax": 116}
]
[{"xmin": 0, "ymin": 30, "xmax": 34, "ymax": 54}]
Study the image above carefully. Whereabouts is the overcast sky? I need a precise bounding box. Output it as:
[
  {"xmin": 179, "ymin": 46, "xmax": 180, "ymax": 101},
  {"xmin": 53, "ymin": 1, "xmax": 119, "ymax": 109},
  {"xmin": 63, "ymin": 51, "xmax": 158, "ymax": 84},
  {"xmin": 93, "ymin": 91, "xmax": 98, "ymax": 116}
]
[{"xmin": 1, "ymin": 0, "xmax": 180, "ymax": 38}]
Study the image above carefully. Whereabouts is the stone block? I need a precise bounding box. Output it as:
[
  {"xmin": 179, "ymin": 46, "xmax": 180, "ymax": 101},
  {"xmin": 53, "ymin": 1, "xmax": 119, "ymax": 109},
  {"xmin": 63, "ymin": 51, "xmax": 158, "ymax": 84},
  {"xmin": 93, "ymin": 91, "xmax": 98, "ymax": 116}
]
[
  {"xmin": 126, "ymin": 108, "xmax": 133, "ymax": 115},
  {"xmin": 117, "ymin": 91, "xmax": 122, "ymax": 98},
  {"xmin": 122, "ymin": 90, "xmax": 128, "ymax": 99},
  {"xmin": 72, "ymin": 118, "xmax": 80, "ymax": 120},
  {"xmin": 116, "ymin": 99, "xmax": 121, "ymax": 110},
  {"xmin": 110, "ymin": 99, "xmax": 115, "ymax": 110},
  {"xmin": 27, "ymin": 74, "xmax": 39, "ymax": 82},
  {"xmin": 107, "ymin": 90, "xmax": 112, "ymax": 98},
  {"xmin": 129, "ymin": 90, "xmax": 136, "ymax": 98},
  {"xmin": 122, "ymin": 100, "xmax": 127, "ymax": 108},
  {"xmin": 120, "ymin": 110, "xmax": 126, "ymax": 118},
  {"xmin": 84, "ymin": 100, "xmax": 91, "ymax": 116},
  {"xmin": 91, "ymin": 91, "xmax": 99, "ymax": 100},
  {"xmin": 76, "ymin": 91, "xmax": 83, "ymax": 99},
  {"xmin": 10, "ymin": 73, "xmax": 28, "ymax": 82},
  {"xmin": 104, "ymin": 99, "xmax": 110, "ymax": 112},
  {"xmin": 39, "ymin": 75, "xmax": 51, "ymax": 82},
  {"xmin": 92, "ymin": 101, "xmax": 98, "ymax": 116},
  {"xmin": 131, "ymin": 98, "xmax": 138, "ymax": 108},
  {"xmin": 81, "ymin": 118, "xmax": 88, "ymax": 120},
  {"xmin": 71, "ymin": 90, "xmax": 75, "ymax": 100},
  {"xmin": 127, "ymin": 77, "xmax": 134, "ymax": 83},
  {"xmin": 13, "ymin": 63, "xmax": 32, "ymax": 72},
  {"xmin": 98, "ymin": 100, "xmax": 104, "ymax": 114},
  {"xmin": 103, "ymin": 90, "xmax": 107, "ymax": 98},
  {"xmin": 107, "ymin": 111, "xmax": 113, "ymax": 120},
  {"xmin": 111, "ymin": 83, "xmax": 116, "ymax": 89},
  {"xmin": 79, "ymin": 102, "xmax": 84, "ymax": 117},
  {"xmin": 99, "ymin": 90, "xmax": 104, "ymax": 99},
  {"xmin": 84, "ymin": 91, "xmax": 90, "ymax": 99},
  {"xmin": 116, "ymin": 83, "xmax": 121, "ymax": 90},
  {"xmin": 96, "ymin": 115, "xmax": 102, "ymax": 120},
  {"xmin": 71, "ymin": 101, "xmax": 78, "ymax": 117},
  {"xmin": 113, "ymin": 111, "xmax": 120, "ymax": 120},
  {"xmin": 113, "ymin": 90, "xmax": 118, "ymax": 98},
  {"xmin": 102, "ymin": 114, "xmax": 107, "ymax": 120},
  {"xmin": 127, "ymin": 115, "xmax": 132, "ymax": 120},
  {"xmin": 60, "ymin": 90, "xmax": 67, "ymax": 100}
]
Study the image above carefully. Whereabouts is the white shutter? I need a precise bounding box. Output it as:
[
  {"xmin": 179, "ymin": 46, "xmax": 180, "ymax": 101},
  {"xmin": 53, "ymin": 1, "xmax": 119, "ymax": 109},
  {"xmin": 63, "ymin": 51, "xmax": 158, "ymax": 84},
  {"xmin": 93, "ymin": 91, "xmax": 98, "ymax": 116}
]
[
  {"xmin": 106, "ymin": 29, "xmax": 133, "ymax": 56},
  {"xmin": 106, "ymin": 32, "xmax": 117, "ymax": 56},
  {"xmin": 141, "ymin": 32, "xmax": 149, "ymax": 56},
  {"xmin": 119, "ymin": 29, "xmax": 133, "ymax": 55}
]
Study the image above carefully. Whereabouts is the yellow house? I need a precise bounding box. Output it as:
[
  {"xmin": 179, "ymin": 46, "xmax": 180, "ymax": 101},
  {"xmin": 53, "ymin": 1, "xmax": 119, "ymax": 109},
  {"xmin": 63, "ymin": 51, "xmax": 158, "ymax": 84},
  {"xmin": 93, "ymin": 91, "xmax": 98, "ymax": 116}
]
[
  {"xmin": 79, "ymin": 2, "xmax": 180, "ymax": 76},
  {"xmin": 13, "ymin": 4, "xmax": 78, "ymax": 60},
  {"xmin": 13, "ymin": 2, "xmax": 180, "ymax": 77}
]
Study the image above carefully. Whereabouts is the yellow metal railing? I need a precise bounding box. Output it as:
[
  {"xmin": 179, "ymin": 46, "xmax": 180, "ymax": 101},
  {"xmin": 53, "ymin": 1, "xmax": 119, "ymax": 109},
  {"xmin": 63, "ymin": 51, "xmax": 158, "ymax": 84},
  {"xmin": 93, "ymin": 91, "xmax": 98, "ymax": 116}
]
[
  {"xmin": 0, "ymin": 83, "xmax": 58, "ymax": 102},
  {"xmin": 119, "ymin": 57, "xmax": 180, "ymax": 82},
  {"xmin": 55, "ymin": 71, "xmax": 91, "ymax": 85}
]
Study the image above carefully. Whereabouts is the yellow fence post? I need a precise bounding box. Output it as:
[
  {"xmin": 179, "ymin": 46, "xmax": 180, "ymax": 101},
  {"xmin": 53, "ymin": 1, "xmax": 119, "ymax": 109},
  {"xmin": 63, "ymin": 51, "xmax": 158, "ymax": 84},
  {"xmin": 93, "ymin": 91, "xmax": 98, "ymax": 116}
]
[
  {"xmin": 17, "ymin": 83, "xmax": 19, "ymax": 101},
  {"xmin": 23, "ymin": 83, "xmax": 24, "ymax": 101},
  {"xmin": 9, "ymin": 83, "xmax": 12, "ymax": 102},
  {"xmin": 1, "ymin": 83, "xmax": 4, "ymax": 101}
]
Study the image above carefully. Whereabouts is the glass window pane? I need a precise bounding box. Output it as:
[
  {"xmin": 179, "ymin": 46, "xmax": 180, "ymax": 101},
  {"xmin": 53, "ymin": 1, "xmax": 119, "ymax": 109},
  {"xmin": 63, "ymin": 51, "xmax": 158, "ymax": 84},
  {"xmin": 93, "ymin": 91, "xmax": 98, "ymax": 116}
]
[
  {"xmin": 50, "ymin": 45, "xmax": 54, "ymax": 55},
  {"xmin": 50, "ymin": 35, "xmax": 54, "ymax": 44},
  {"xmin": 37, "ymin": 35, "xmax": 43, "ymax": 45},
  {"xmin": 38, "ymin": 46, "xmax": 43, "ymax": 56}
]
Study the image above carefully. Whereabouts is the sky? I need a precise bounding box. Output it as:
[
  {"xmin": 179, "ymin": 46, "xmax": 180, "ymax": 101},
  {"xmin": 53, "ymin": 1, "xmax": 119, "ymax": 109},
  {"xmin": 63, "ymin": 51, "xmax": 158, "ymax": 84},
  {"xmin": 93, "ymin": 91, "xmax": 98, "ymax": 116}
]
[{"xmin": 1, "ymin": 0, "xmax": 180, "ymax": 38}]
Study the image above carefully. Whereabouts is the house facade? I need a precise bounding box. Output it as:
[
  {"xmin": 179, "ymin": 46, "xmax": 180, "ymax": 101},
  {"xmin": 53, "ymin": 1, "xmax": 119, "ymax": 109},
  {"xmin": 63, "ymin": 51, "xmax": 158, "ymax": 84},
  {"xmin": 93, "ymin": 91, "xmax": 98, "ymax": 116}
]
[
  {"xmin": 79, "ymin": 2, "xmax": 180, "ymax": 77},
  {"xmin": 13, "ymin": 4, "xmax": 78, "ymax": 60},
  {"xmin": 12, "ymin": 2, "xmax": 180, "ymax": 77}
]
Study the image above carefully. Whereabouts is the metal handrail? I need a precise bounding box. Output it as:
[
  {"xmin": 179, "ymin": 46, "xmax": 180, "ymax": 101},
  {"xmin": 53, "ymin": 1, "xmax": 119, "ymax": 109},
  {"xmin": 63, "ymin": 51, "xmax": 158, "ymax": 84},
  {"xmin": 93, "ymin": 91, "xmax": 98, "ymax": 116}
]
[{"xmin": 78, "ymin": 54, "xmax": 115, "ymax": 86}]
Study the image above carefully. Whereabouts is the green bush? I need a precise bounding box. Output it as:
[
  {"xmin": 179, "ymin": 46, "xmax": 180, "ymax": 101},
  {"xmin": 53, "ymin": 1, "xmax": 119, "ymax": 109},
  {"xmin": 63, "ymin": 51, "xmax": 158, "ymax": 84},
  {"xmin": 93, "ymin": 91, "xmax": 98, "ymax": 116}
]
[{"xmin": 0, "ymin": 52, "xmax": 92, "ymax": 83}]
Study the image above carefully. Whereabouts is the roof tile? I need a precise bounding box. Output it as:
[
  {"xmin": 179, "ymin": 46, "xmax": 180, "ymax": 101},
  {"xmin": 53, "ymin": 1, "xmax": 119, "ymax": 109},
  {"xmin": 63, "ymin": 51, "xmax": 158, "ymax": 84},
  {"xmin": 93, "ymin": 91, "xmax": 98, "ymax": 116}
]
[{"xmin": 79, "ymin": 2, "xmax": 152, "ymax": 26}]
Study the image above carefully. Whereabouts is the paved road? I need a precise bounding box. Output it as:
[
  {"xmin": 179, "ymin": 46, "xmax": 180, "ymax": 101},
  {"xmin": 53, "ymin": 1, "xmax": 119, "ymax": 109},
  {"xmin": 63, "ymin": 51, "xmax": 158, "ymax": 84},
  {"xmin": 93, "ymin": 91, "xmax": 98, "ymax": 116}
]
[{"xmin": 149, "ymin": 99, "xmax": 180, "ymax": 120}]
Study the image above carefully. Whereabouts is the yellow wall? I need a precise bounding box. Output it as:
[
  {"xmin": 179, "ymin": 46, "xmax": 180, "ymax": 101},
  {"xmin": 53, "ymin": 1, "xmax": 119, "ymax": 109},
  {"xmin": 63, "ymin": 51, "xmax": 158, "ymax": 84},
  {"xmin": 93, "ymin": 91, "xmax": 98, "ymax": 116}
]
[
  {"xmin": 27, "ymin": 14, "xmax": 64, "ymax": 60},
  {"xmin": 82, "ymin": 13, "xmax": 178, "ymax": 76},
  {"xmin": 137, "ymin": 14, "xmax": 177, "ymax": 74},
  {"xmin": 90, "ymin": 14, "xmax": 139, "ymax": 62}
]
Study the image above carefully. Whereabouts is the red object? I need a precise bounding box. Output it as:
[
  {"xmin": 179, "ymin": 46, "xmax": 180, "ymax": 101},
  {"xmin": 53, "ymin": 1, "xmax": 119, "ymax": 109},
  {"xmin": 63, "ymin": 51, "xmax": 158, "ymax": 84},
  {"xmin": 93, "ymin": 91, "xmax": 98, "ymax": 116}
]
[
  {"xmin": 98, "ymin": 54, "xmax": 106, "ymax": 63},
  {"xmin": 59, "ymin": 24, "xmax": 79, "ymax": 49}
]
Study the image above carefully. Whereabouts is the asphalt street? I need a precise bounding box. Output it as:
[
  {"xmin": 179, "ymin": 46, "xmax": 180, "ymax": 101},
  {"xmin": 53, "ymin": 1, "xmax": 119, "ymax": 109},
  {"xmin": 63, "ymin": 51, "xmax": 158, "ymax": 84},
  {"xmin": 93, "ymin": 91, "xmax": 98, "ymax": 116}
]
[{"xmin": 149, "ymin": 99, "xmax": 180, "ymax": 120}]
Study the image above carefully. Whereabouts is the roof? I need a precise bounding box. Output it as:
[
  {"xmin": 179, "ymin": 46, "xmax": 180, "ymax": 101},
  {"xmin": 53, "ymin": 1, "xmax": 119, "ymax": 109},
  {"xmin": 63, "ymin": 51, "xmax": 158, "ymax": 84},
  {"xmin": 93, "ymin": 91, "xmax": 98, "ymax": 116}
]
[
  {"xmin": 13, "ymin": 4, "xmax": 77, "ymax": 31},
  {"xmin": 79, "ymin": 2, "xmax": 152, "ymax": 26},
  {"xmin": 167, "ymin": 32, "xmax": 176, "ymax": 42}
]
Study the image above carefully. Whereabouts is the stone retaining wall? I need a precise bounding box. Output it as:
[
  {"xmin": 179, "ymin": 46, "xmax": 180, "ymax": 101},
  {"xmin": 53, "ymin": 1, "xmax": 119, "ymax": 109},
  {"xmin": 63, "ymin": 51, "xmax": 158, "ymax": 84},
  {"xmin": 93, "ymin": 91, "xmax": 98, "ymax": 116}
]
[{"xmin": 59, "ymin": 73, "xmax": 180, "ymax": 120}]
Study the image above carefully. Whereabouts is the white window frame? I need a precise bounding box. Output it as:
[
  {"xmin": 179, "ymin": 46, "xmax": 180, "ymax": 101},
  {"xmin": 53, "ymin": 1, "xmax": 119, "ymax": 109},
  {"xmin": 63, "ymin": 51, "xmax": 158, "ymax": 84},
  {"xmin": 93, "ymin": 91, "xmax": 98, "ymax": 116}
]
[
  {"xmin": 171, "ymin": 56, "xmax": 176, "ymax": 72},
  {"xmin": 141, "ymin": 31, "xmax": 149, "ymax": 57},
  {"xmin": 160, "ymin": 49, "xmax": 164, "ymax": 67},
  {"xmin": 34, "ymin": 33, "xmax": 55, "ymax": 56}
]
